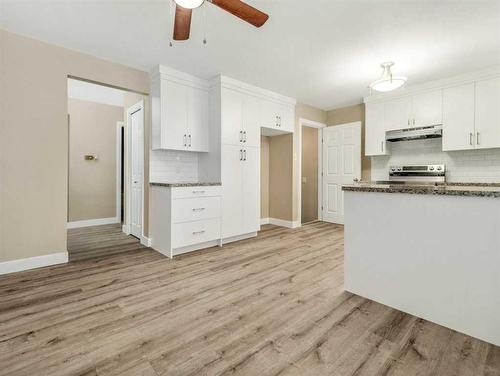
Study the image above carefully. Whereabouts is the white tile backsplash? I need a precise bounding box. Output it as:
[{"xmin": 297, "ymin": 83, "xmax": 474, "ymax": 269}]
[
  {"xmin": 371, "ymin": 139, "xmax": 500, "ymax": 183},
  {"xmin": 150, "ymin": 150, "xmax": 199, "ymax": 183}
]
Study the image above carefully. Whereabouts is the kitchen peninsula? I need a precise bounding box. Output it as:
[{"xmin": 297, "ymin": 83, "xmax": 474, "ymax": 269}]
[{"xmin": 343, "ymin": 183, "xmax": 500, "ymax": 346}]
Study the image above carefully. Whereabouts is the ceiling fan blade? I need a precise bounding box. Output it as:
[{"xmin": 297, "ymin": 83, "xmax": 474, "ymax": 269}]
[
  {"xmin": 173, "ymin": 5, "xmax": 192, "ymax": 40},
  {"xmin": 210, "ymin": 0, "xmax": 269, "ymax": 27}
]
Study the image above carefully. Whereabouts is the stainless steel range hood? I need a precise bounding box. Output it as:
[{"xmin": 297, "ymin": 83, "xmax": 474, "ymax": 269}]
[{"xmin": 386, "ymin": 124, "xmax": 442, "ymax": 142}]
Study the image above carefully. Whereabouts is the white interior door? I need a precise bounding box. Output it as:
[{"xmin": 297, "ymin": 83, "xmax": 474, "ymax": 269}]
[
  {"xmin": 129, "ymin": 103, "xmax": 144, "ymax": 239},
  {"xmin": 322, "ymin": 122, "xmax": 361, "ymax": 224}
]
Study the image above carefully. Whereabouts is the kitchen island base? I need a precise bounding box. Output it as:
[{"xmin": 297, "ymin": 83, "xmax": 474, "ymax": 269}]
[{"xmin": 344, "ymin": 191, "xmax": 500, "ymax": 346}]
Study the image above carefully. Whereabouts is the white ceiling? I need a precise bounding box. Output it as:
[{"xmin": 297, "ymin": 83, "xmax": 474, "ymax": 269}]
[{"xmin": 2, "ymin": 0, "xmax": 500, "ymax": 110}]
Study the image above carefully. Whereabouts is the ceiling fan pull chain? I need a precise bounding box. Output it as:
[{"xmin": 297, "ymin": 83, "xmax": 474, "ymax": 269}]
[
  {"xmin": 169, "ymin": 0, "xmax": 175, "ymax": 47},
  {"xmin": 202, "ymin": 2, "xmax": 207, "ymax": 45}
]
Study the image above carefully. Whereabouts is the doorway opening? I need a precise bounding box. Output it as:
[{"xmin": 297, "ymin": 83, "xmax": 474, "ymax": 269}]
[
  {"xmin": 66, "ymin": 77, "xmax": 147, "ymax": 261},
  {"xmin": 298, "ymin": 118, "xmax": 326, "ymax": 225}
]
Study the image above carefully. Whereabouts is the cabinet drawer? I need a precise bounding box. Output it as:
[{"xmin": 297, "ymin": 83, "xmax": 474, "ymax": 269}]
[
  {"xmin": 171, "ymin": 186, "xmax": 221, "ymax": 199},
  {"xmin": 172, "ymin": 197, "xmax": 221, "ymax": 224},
  {"xmin": 172, "ymin": 218, "xmax": 221, "ymax": 248}
]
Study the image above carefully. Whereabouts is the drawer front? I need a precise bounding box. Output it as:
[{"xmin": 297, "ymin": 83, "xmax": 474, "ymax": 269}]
[
  {"xmin": 172, "ymin": 218, "xmax": 221, "ymax": 248},
  {"xmin": 172, "ymin": 197, "xmax": 221, "ymax": 224},
  {"xmin": 171, "ymin": 186, "xmax": 222, "ymax": 199}
]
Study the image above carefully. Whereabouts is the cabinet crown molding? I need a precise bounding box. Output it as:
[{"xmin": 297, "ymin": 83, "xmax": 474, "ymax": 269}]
[
  {"xmin": 152, "ymin": 64, "xmax": 209, "ymax": 91},
  {"xmin": 364, "ymin": 65, "xmax": 500, "ymax": 104},
  {"xmin": 210, "ymin": 75, "xmax": 297, "ymax": 107}
]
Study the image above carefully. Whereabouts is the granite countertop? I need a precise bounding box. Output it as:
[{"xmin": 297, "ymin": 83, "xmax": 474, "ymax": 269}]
[
  {"xmin": 150, "ymin": 182, "xmax": 222, "ymax": 187},
  {"xmin": 342, "ymin": 182, "xmax": 500, "ymax": 198}
]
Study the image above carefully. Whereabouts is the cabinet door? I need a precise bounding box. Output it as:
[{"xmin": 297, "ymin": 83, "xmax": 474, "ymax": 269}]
[
  {"xmin": 221, "ymin": 88, "xmax": 243, "ymax": 146},
  {"xmin": 242, "ymin": 147, "xmax": 260, "ymax": 234},
  {"xmin": 242, "ymin": 94, "xmax": 262, "ymax": 148},
  {"xmin": 278, "ymin": 104, "xmax": 295, "ymax": 133},
  {"xmin": 442, "ymin": 83, "xmax": 475, "ymax": 151},
  {"xmin": 365, "ymin": 102, "xmax": 388, "ymax": 156},
  {"xmin": 221, "ymin": 145, "xmax": 243, "ymax": 239},
  {"xmin": 384, "ymin": 97, "xmax": 412, "ymax": 130},
  {"xmin": 412, "ymin": 90, "xmax": 443, "ymax": 126},
  {"xmin": 187, "ymin": 86, "xmax": 209, "ymax": 152},
  {"xmin": 162, "ymin": 79, "xmax": 188, "ymax": 150},
  {"xmin": 260, "ymin": 100, "xmax": 280, "ymax": 130},
  {"xmin": 475, "ymin": 77, "xmax": 500, "ymax": 150}
]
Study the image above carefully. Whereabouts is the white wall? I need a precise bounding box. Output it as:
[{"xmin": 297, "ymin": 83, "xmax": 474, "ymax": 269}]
[
  {"xmin": 371, "ymin": 139, "xmax": 500, "ymax": 183},
  {"xmin": 150, "ymin": 150, "xmax": 199, "ymax": 183}
]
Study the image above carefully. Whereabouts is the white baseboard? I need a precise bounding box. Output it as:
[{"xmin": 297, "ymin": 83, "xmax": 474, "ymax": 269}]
[
  {"xmin": 222, "ymin": 232, "xmax": 258, "ymax": 245},
  {"xmin": 122, "ymin": 224, "xmax": 131, "ymax": 235},
  {"xmin": 67, "ymin": 217, "xmax": 120, "ymax": 229},
  {"xmin": 0, "ymin": 252, "xmax": 68, "ymax": 275},
  {"xmin": 140, "ymin": 236, "xmax": 152, "ymax": 247},
  {"xmin": 268, "ymin": 218, "xmax": 302, "ymax": 229},
  {"xmin": 260, "ymin": 217, "xmax": 270, "ymax": 225}
]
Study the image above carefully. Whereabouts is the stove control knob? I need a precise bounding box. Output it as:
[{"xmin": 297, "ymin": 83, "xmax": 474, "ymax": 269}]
[
  {"xmin": 429, "ymin": 166, "xmax": 435, "ymax": 171},
  {"xmin": 437, "ymin": 166, "xmax": 442, "ymax": 171},
  {"xmin": 391, "ymin": 167, "xmax": 396, "ymax": 172},
  {"xmin": 397, "ymin": 167, "xmax": 402, "ymax": 171}
]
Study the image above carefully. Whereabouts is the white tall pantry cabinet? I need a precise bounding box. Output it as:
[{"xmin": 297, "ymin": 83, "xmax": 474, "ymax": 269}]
[{"xmin": 206, "ymin": 76, "xmax": 296, "ymax": 243}]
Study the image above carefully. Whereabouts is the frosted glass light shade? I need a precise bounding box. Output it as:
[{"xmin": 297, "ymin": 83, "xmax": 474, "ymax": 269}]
[
  {"xmin": 175, "ymin": 0, "xmax": 204, "ymax": 9},
  {"xmin": 369, "ymin": 62, "xmax": 407, "ymax": 92}
]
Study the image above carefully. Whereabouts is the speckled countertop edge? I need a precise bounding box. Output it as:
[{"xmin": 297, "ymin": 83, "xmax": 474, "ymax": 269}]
[
  {"xmin": 150, "ymin": 182, "xmax": 222, "ymax": 187},
  {"xmin": 342, "ymin": 183, "xmax": 500, "ymax": 198}
]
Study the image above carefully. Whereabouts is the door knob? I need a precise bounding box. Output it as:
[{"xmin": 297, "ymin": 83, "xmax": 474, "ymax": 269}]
[{"xmin": 353, "ymin": 178, "xmax": 359, "ymax": 183}]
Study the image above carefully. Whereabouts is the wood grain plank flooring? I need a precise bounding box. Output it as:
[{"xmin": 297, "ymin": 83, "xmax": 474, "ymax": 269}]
[
  {"xmin": 67, "ymin": 224, "xmax": 145, "ymax": 261},
  {"xmin": 0, "ymin": 222, "xmax": 498, "ymax": 376}
]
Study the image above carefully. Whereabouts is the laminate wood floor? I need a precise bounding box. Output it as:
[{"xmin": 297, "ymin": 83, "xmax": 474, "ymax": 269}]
[
  {"xmin": 1, "ymin": 222, "xmax": 499, "ymax": 376},
  {"xmin": 67, "ymin": 224, "xmax": 146, "ymax": 261}
]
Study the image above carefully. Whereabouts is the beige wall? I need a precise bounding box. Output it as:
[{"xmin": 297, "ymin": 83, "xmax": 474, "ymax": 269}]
[
  {"xmin": 68, "ymin": 99, "xmax": 123, "ymax": 222},
  {"xmin": 301, "ymin": 126, "xmax": 318, "ymax": 223},
  {"xmin": 292, "ymin": 103, "xmax": 327, "ymax": 223},
  {"xmin": 1, "ymin": 30, "xmax": 149, "ymax": 263},
  {"xmin": 326, "ymin": 103, "xmax": 370, "ymax": 181},
  {"xmin": 269, "ymin": 134, "xmax": 293, "ymax": 221},
  {"xmin": 260, "ymin": 136, "xmax": 270, "ymax": 219}
]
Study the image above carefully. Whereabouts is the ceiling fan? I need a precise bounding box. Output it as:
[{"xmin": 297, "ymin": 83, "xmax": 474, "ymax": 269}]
[{"xmin": 172, "ymin": 0, "xmax": 269, "ymax": 41}]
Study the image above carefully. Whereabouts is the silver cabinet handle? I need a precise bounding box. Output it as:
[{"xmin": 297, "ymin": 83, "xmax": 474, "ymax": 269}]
[
  {"xmin": 188, "ymin": 134, "xmax": 192, "ymax": 147},
  {"xmin": 279, "ymin": 116, "xmax": 282, "ymax": 127},
  {"xmin": 408, "ymin": 118, "xmax": 410, "ymax": 126},
  {"xmin": 192, "ymin": 207, "xmax": 205, "ymax": 211},
  {"xmin": 192, "ymin": 190, "xmax": 206, "ymax": 194},
  {"xmin": 239, "ymin": 149, "xmax": 243, "ymax": 161},
  {"xmin": 412, "ymin": 118, "xmax": 416, "ymax": 125},
  {"xmin": 239, "ymin": 130, "xmax": 242, "ymax": 143},
  {"xmin": 381, "ymin": 141, "xmax": 384, "ymax": 152},
  {"xmin": 477, "ymin": 132, "xmax": 480, "ymax": 145},
  {"xmin": 184, "ymin": 134, "xmax": 187, "ymax": 147},
  {"xmin": 276, "ymin": 115, "xmax": 279, "ymax": 127},
  {"xmin": 243, "ymin": 149, "xmax": 247, "ymax": 161},
  {"xmin": 192, "ymin": 230, "xmax": 205, "ymax": 235},
  {"xmin": 243, "ymin": 131, "xmax": 246, "ymax": 143},
  {"xmin": 353, "ymin": 178, "xmax": 359, "ymax": 183},
  {"xmin": 470, "ymin": 132, "xmax": 474, "ymax": 146}
]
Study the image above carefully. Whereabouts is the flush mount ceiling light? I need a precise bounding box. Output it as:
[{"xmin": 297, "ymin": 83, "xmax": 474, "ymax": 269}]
[
  {"xmin": 174, "ymin": 0, "xmax": 204, "ymax": 9},
  {"xmin": 369, "ymin": 62, "xmax": 407, "ymax": 92}
]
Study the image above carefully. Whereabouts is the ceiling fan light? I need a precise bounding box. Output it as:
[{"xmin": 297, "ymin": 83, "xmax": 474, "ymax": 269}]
[
  {"xmin": 174, "ymin": 0, "xmax": 204, "ymax": 9},
  {"xmin": 369, "ymin": 62, "xmax": 407, "ymax": 92}
]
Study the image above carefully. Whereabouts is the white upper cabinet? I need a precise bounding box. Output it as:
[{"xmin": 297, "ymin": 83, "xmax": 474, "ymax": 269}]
[
  {"xmin": 412, "ymin": 90, "xmax": 443, "ymax": 127},
  {"xmin": 442, "ymin": 83, "xmax": 475, "ymax": 151},
  {"xmin": 365, "ymin": 102, "xmax": 388, "ymax": 156},
  {"xmin": 364, "ymin": 68, "xmax": 500, "ymax": 155},
  {"xmin": 384, "ymin": 97, "xmax": 412, "ymax": 130},
  {"xmin": 261, "ymin": 99, "xmax": 295, "ymax": 133},
  {"xmin": 242, "ymin": 94, "xmax": 262, "ymax": 147},
  {"xmin": 475, "ymin": 77, "xmax": 500, "ymax": 150},
  {"xmin": 221, "ymin": 88, "xmax": 244, "ymax": 146},
  {"xmin": 187, "ymin": 86, "xmax": 209, "ymax": 152},
  {"xmin": 151, "ymin": 66, "xmax": 209, "ymax": 152}
]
